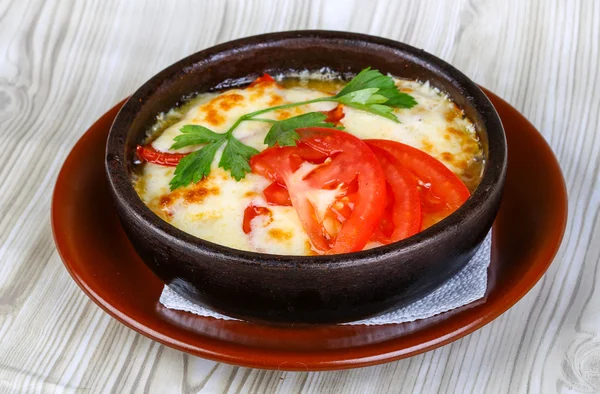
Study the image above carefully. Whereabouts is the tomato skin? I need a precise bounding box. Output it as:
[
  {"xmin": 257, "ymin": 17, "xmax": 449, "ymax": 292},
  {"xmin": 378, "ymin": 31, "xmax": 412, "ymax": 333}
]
[
  {"xmin": 250, "ymin": 128, "xmax": 386, "ymax": 254},
  {"xmin": 365, "ymin": 139, "xmax": 470, "ymax": 228},
  {"xmin": 242, "ymin": 205, "xmax": 271, "ymax": 234},
  {"xmin": 248, "ymin": 73, "xmax": 276, "ymax": 87},
  {"xmin": 136, "ymin": 145, "xmax": 188, "ymax": 167},
  {"xmin": 263, "ymin": 182, "xmax": 292, "ymax": 206},
  {"xmin": 365, "ymin": 143, "xmax": 422, "ymax": 243}
]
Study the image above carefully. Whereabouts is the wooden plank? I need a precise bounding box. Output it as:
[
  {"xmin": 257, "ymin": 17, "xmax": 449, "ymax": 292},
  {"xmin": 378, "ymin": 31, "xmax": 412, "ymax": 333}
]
[{"xmin": 0, "ymin": 0, "xmax": 598, "ymax": 392}]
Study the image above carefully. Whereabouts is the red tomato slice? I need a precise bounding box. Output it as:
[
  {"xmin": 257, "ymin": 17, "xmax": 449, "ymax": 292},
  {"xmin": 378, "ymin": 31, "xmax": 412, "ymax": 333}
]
[
  {"xmin": 263, "ymin": 182, "xmax": 292, "ymax": 206},
  {"xmin": 248, "ymin": 73, "xmax": 276, "ymax": 87},
  {"xmin": 374, "ymin": 186, "xmax": 397, "ymax": 239},
  {"xmin": 365, "ymin": 143, "xmax": 422, "ymax": 243},
  {"xmin": 250, "ymin": 128, "xmax": 386, "ymax": 254},
  {"xmin": 365, "ymin": 139, "xmax": 470, "ymax": 229},
  {"xmin": 322, "ymin": 104, "xmax": 345, "ymax": 125},
  {"xmin": 136, "ymin": 145, "xmax": 188, "ymax": 167},
  {"xmin": 242, "ymin": 205, "xmax": 272, "ymax": 234}
]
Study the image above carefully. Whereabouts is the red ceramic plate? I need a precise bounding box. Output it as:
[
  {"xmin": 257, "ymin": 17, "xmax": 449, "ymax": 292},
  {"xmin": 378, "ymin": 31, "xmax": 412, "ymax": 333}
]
[{"xmin": 52, "ymin": 88, "xmax": 567, "ymax": 371}]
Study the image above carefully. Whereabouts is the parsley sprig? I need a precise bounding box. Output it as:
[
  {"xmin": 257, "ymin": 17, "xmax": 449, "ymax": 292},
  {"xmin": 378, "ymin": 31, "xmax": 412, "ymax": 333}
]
[{"xmin": 168, "ymin": 68, "xmax": 417, "ymax": 190}]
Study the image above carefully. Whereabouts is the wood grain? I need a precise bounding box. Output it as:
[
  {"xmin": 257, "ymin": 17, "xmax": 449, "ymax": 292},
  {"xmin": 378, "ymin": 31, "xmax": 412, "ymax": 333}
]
[{"xmin": 0, "ymin": 0, "xmax": 598, "ymax": 392}]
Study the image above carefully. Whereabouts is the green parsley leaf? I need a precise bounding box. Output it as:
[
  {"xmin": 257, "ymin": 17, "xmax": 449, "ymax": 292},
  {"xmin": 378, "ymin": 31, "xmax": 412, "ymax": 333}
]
[
  {"xmin": 383, "ymin": 92, "xmax": 418, "ymax": 108},
  {"xmin": 219, "ymin": 137, "xmax": 260, "ymax": 181},
  {"xmin": 335, "ymin": 88, "xmax": 387, "ymax": 105},
  {"xmin": 169, "ymin": 141, "xmax": 223, "ymax": 190},
  {"xmin": 170, "ymin": 125, "xmax": 225, "ymax": 150},
  {"xmin": 335, "ymin": 89, "xmax": 399, "ymax": 123},
  {"xmin": 263, "ymin": 112, "xmax": 337, "ymax": 147},
  {"xmin": 344, "ymin": 103, "xmax": 398, "ymax": 122},
  {"xmin": 336, "ymin": 67, "xmax": 417, "ymax": 109}
]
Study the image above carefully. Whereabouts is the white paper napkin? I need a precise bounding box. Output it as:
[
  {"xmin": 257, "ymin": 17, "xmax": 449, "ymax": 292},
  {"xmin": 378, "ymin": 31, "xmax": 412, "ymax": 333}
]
[{"xmin": 160, "ymin": 232, "xmax": 492, "ymax": 325}]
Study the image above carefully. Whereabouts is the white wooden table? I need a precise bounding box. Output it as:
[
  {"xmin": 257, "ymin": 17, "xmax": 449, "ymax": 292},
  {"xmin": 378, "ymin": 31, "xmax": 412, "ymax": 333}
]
[{"xmin": 1, "ymin": 1, "xmax": 598, "ymax": 392}]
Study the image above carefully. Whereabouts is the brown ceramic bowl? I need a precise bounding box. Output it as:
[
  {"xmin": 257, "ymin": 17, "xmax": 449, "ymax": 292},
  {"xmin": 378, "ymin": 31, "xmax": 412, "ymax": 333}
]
[{"xmin": 105, "ymin": 31, "xmax": 507, "ymax": 324}]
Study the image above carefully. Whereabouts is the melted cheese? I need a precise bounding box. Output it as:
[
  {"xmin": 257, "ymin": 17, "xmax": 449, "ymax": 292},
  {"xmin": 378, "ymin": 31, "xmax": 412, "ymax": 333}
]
[
  {"xmin": 134, "ymin": 77, "xmax": 483, "ymax": 255},
  {"xmin": 150, "ymin": 85, "xmax": 336, "ymax": 154}
]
